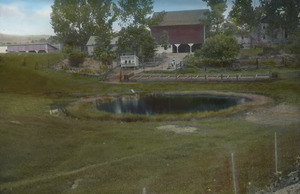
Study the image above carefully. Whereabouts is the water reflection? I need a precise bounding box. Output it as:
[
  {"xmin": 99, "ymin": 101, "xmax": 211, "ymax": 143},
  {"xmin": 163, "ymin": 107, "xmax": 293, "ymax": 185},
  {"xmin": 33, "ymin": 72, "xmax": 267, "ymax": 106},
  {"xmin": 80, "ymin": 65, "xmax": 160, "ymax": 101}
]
[{"xmin": 96, "ymin": 94, "xmax": 241, "ymax": 115}]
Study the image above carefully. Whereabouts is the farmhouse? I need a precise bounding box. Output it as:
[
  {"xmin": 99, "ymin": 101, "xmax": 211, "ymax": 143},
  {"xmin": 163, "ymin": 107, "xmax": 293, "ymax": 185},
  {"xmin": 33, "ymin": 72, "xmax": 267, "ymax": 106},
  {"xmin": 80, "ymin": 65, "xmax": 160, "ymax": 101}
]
[
  {"xmin": 7, "ymin": 43, "xmax": 58, "ymax": 53},
  {"xmin": 236, "ymin": 17, "xmax": 288, "ymax": 48},
  {"xmin": 86, "ymin": 36, "xmax": 118, "ymax": 56},
  {"xmin": 151, "ymin": 9, "xmax": 208, "ymax": 54}
]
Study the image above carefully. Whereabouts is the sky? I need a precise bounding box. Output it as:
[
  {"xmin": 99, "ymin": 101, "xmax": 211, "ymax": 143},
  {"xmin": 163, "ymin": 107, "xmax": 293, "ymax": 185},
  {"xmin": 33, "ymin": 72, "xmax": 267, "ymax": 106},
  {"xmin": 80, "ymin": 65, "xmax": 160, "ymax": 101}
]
[{"xmin": 0, "ymin": 0, "xmax": 258, "ymax": 36}]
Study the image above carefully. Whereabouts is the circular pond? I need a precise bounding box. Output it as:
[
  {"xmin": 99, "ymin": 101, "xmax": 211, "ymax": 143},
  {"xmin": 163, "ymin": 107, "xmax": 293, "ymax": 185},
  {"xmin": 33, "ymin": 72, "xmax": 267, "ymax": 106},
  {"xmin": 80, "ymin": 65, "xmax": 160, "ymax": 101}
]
[{"xmin": 96, "ymin": 94, "xmax": 242, "ymax": 115}]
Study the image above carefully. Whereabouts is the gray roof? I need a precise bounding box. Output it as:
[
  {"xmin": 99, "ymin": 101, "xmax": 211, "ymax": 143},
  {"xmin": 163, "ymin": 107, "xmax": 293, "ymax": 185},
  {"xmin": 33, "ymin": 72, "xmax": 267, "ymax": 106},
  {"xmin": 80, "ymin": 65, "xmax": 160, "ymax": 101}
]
[
  {"xmin": 153, "ymin": 9, "xmax": 209, "ymax": 26},
  {"xmin": 86, "ymin": 36, "xmax": 97, "ymax": 46}
]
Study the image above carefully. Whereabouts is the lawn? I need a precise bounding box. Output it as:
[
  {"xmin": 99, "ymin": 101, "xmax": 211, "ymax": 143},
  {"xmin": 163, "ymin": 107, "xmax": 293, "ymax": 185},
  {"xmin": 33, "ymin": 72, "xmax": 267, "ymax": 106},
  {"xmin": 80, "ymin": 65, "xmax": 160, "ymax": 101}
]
[{"xmin": 0, "ymin": 53, "xmax": 299, "ymax": 193}]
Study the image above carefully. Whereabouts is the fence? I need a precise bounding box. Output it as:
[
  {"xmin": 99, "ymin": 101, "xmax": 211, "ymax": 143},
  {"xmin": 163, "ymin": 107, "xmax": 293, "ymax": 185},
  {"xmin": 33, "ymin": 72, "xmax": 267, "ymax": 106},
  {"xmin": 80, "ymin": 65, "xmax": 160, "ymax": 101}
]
[{"xmin": 129, "ymin": 73, "xmax": 272, "ymax": 82}]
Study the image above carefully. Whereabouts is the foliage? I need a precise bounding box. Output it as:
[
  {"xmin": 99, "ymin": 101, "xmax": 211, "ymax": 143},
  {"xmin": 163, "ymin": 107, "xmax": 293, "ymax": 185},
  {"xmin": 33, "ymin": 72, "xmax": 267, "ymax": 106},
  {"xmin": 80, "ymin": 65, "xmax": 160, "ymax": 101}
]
[
  {"xmin": 117, "ymin": 26, "xmax": 156, "ymax": 60},
  {"xmin": 259, "ymin": 0, "xmax": 300, "ymax": 37},
  {"xmin": 94, "ymin": 31, "xmax": 116, "ymax": 66},
  {"xmin": 199, "ymin": 34, "xmax": 240, "ymax": 67},
  {"xmin": 51, "ymin": 0, "xmax": 117, "ymax": 50},
  {"xmin": 116, "ymin": 0, "xmax": 160, "ymax": 61},
  {"xmin": 262, "ymin": 45, "xmax": 281, "ymax": 56},
  {"xmin": 159, "ymin": 30, "xmax": 170, "ymax": 50},
  {"xmin": 202, "ymin": 0, "xmax": 227, "ymax": 37},
  {"xmin": 229, "ymin": 0, "xmax": 256, "ymax": 32},
  {"xmin": 118, "ymin": 0, "xmax": 154, "ymax": 27},
  {"xmin": 68, "ymin": 51, "xmax": 85, "ymax": 67},
  {"xmin": 261, "ymin": 59, "xmax": 276, "ymax": 66}
]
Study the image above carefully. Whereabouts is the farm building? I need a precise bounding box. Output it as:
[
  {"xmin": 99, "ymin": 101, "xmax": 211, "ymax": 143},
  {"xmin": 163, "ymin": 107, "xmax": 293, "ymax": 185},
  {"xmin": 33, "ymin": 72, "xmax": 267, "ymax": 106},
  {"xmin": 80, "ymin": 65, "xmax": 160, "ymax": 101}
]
[
  {"xmin": 151, "ymin": 9, "xmax": 208, "ymax": 54},
  {"xmin": 86, "ymin": 36, "xmax": 118, "ymax": 56},
  {"xmin": 235, "ymin": 17, "xmax": 289, "ymax": 48},
  {"xmin": 0, "ymin": 45, "xmax": 7, "ymax": 53},
  {"xmin": 120, "ymin": 55, "xmax": 139, "ymax": 68},
  {"xmin": 7, "ymin": 43, "xmax": 58, "ymax": 53}
]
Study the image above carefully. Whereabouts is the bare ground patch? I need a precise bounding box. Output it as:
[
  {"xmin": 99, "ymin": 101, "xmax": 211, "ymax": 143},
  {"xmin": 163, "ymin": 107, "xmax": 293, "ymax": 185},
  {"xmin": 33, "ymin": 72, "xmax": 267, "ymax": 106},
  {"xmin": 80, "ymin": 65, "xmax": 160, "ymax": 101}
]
[
  {"xmin": 156, "ymin": 125, "xmax": 198, "ymax": 134},
  {"xmin": 246, "ymin": 104, "xmax": 300, "ymax": 125}
]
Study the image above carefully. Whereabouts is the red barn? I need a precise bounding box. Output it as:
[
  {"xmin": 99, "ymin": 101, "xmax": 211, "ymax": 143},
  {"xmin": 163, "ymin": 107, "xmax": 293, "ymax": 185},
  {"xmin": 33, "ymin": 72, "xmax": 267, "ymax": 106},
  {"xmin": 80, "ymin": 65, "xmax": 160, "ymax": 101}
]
[{"xmin": 151, "ymin": 9, "xmax": 208, "ymax": 53}]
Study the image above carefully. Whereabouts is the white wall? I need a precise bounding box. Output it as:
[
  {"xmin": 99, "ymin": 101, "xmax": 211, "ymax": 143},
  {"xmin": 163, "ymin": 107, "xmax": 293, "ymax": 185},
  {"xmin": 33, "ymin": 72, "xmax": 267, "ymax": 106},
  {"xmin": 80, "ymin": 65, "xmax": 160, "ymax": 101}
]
[
  {"xmin": 0, "ymin": 46, "xmax": 8, "ymax": 53},
  {"xmin": 120, "ymin": 55, "xmax": 139, "ymax": 68},
  {"xmin": 87, "ymin": 46, "xmax": 95, "ymax": 56},
  {"xmin": 155, "ymin": 45, "xmax": 173, "ymax": 54}
]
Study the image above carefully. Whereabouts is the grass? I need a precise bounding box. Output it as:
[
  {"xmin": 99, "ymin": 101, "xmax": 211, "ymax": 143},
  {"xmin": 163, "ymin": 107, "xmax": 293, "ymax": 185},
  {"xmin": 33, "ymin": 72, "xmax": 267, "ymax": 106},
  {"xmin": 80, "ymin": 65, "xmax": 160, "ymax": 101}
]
[{"xmin": 0, "ymin": 53, "xmax": 299, "ymax": 193}]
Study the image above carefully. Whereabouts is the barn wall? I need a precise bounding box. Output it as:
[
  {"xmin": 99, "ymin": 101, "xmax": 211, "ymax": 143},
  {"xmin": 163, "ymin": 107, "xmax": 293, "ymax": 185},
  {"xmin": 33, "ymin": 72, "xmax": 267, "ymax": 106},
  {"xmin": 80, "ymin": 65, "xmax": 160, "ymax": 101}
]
[{"xmin": 151, "ymin": 25, "xmax": 204, "ymax": 45}]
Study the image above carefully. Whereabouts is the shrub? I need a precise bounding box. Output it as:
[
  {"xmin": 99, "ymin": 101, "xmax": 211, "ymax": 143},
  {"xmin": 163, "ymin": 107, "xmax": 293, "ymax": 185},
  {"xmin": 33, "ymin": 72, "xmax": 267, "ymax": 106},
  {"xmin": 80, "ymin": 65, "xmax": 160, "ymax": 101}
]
[
  {"xmin": 199, "ymin": 34, "xmax": 239, "ymax": 68},
  {"xmin": 262, "ymin": 46, "xmax": 280, "ymax": 56},
  {"xmin": 69, "ymin": 51, "xmax": 85, "ymax": 67},
  {"xmin": 262, "ymin": 59, "xmax": 276, "ymax": 66}
]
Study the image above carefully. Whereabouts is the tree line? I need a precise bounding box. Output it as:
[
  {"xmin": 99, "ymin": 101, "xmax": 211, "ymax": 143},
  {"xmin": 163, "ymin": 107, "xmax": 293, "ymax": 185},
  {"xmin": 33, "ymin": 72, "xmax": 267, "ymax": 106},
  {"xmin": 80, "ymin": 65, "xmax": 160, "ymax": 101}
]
[{"xmin": 50, "ymin": 0, "xmax": 299, "ymax": 66}]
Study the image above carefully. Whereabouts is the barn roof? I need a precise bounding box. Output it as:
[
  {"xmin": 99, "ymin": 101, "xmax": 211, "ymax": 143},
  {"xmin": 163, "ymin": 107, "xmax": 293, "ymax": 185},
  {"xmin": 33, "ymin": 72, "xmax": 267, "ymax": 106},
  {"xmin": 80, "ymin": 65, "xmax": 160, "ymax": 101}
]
[{"xmin": 153, "ymin": 9, "xmax": 209, "ymax": 26}]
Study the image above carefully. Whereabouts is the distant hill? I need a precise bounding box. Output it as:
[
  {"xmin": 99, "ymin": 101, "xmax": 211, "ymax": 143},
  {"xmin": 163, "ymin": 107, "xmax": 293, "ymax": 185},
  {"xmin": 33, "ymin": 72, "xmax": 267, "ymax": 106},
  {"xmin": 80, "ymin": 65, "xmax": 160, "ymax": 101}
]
[{"xmin": 0, "ymin": 33, "xmax": 51, "ymax": 45}]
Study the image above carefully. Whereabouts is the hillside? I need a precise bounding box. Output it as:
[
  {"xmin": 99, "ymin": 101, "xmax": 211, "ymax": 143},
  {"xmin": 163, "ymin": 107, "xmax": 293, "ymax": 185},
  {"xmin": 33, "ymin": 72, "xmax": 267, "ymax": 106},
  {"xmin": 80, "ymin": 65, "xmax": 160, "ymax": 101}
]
[{"xmin": 0, "ymin": 33, "xmax": 51, "ymax": 45}]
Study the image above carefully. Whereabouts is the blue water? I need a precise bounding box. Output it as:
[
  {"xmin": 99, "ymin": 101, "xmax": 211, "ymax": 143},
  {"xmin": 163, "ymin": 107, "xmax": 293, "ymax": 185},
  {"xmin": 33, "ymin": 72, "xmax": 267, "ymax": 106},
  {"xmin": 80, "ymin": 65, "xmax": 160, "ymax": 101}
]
[{"xmin": 96, "ymin": 94, "xmax": 241, "ymax": 115}]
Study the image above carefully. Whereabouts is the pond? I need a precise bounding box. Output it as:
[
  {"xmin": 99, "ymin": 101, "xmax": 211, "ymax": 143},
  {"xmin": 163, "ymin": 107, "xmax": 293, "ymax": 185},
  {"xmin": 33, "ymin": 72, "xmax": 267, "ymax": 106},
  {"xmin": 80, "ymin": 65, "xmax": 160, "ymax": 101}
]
[{"xmin": 96, "ymin": 94, "xmax": 242, "ymax": 115}]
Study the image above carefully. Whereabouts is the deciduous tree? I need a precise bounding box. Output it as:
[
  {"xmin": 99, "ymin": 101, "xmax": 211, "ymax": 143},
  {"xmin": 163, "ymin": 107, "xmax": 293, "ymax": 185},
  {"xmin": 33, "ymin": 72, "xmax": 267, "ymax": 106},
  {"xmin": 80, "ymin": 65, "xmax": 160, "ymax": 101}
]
[
  {"xmin": 202, "ymin": 0, "xmax": 227, "ymax": 36},
  {"xmin": 229, "ymin": 0, "xmax": 256, "ymax": 32},
  {"xmin": 116, "ymin": 0, "xmax": 162, "ymax": 61},
  {"xmin": 51, "ymin": 0, "xmax": 117, "ymax": 50}
]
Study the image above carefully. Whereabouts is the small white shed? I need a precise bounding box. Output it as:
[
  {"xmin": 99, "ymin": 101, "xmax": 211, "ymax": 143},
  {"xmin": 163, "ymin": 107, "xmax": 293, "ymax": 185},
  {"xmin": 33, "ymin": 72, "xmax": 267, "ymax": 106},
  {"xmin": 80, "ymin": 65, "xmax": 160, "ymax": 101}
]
[
  {"xmin": 0, "ymin": 46, "xmax": 8, "ymax": 53},
  {"xmin": 120, "ymin": 55, "xmax": 139, "ymax": 68}
]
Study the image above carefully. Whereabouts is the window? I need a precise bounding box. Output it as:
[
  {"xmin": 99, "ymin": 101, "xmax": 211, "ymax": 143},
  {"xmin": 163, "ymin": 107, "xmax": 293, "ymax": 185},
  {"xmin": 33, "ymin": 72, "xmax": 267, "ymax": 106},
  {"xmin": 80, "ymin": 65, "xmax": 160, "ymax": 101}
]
[
  {"xmin": 263, "ymin": 34, "xmax": 266, "ymax": 40},
  {"xmin": 125, "ymin": 60, "xmax": 127, "ymax": 64}
]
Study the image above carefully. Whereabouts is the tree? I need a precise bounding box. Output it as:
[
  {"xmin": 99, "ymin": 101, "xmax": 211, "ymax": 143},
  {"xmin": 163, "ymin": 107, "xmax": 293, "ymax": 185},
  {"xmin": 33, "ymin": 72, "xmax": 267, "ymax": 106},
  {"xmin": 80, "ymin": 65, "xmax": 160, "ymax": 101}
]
[
  {"xmin": 116, "ymin": 0, "xmax": 161, "ymax": 61},
  {"xmin": 202, "ymin": 0, "xmax": 227, "ymax": 37},
  {"xmin": 51, "ymin": 0, "xmax": 117, "ymax": 50},
  {"xmin": 229, "ymin": 0, "xmax": 256, "ymax": 32},
  {"xmin": 94, "ymin": 31, "xmax": 116, "ymax": 66},
  {"xmin": 199, "ymin": 34, "xmax": 239, "ymax": 67},
  {"xmin": 159, "ymin": 30, "xmax": 170, "ymax": 50},
  {"xmin": 260, "ymin": 0, "xmax": 300, "ymax": 37},
  {"xmin": 118, "ymin": 0, "xmax": 154, "ymax": 27},
  {"xmin": 117, "ymin": 26, "xmax": 156, "ymax": 60}
]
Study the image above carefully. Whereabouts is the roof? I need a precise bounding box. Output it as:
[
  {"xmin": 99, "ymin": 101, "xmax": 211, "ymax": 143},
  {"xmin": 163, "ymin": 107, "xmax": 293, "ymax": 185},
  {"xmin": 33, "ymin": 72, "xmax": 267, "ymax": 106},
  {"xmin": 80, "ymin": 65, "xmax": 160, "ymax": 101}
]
[
  {"xmin": 153, "ymin": 9, "xmax": 209, "ymax": 26},
  {"xmin": 86, "ymin": 36, "xmax": 97, "ymax": 46},
  {"xmin": 7, "ymin": 43, "xmax": 58, "ymax": 49},
  {"xmin": 86, "ymin": 36, "xmax": 119, "ymax": 46}
]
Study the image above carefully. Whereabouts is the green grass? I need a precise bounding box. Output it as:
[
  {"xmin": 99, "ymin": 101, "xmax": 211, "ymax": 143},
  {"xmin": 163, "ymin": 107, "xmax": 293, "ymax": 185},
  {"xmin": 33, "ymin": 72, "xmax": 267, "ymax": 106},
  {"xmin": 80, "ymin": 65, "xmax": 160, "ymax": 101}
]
[{"xmin": 0, "ymin": 53, "xmax": 299, "ymax": 193}]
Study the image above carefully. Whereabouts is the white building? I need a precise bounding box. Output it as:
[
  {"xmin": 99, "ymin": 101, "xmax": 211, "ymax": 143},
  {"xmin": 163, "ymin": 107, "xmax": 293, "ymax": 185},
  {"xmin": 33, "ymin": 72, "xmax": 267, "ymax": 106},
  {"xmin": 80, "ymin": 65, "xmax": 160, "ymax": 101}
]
[
  {"xmin": 0, "ymin": 45, "xmax": 8, "ymax": 53},
  {"xmin": 86, "ymin": 36, "xmax": 118, "ymax": 56},
  {"xmin": 120, "ymin": 55, "xmax": 139, "ymax": 68}
]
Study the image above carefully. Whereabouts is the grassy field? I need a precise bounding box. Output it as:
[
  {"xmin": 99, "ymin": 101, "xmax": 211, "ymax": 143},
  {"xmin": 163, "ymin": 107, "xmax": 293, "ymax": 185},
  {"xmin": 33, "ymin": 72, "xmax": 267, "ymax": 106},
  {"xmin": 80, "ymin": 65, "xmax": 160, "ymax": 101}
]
[{"xmin": 0, "ymin": 53, "xmax": 299, "ymax": 193}]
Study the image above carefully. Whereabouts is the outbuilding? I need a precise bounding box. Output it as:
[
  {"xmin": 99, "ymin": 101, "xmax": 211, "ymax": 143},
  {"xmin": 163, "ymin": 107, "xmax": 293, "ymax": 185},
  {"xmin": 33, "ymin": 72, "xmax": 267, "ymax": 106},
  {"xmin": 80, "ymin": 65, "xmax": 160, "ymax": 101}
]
[
  {"xmin": 0, "ymin": 45, "xmax": 7, "ymax": 53},
  {"xmin": 7, "ymin": 43, "xmax": 58, "ymax": 53},
  {"xmin": 120, "ymin": 55, "xmax": 139, "ymax": 68}
]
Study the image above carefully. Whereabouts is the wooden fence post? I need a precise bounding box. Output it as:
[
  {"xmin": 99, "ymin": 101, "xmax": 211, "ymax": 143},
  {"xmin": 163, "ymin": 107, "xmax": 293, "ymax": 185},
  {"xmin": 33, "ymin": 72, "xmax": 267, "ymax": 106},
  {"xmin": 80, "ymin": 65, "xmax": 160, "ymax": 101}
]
[
  {"xmin": 231, "ymin": 152, "xmax": 238, "ymax": 194},
  {"xmin": 275, "ymin": 132, "xmax": 279, "ymax": 175}
]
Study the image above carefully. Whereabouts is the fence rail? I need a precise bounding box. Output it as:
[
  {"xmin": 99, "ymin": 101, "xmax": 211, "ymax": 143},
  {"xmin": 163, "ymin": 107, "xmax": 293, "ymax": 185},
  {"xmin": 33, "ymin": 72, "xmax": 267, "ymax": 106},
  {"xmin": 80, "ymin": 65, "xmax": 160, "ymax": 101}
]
[{"xmin": 128, "ymin": 73, "xmax": 272, "ymax": 82}]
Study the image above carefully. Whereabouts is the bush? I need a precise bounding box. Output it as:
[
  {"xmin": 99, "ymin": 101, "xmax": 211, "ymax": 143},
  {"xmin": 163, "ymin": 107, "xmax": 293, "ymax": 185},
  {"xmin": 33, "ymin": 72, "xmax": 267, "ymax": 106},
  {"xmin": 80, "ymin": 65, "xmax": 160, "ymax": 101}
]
[
  {"xmin": 262, "ymin": 46, "xmax": 280, "ymax": 56},
  {"xmin": 199, "ymin": 34, "xmax": 239, "ymax": 67},
  {"xmin": 261, "ymin": 59, "xmax": 276, "ymax": 66},
  {"xmin": 69, "ymin": 51, "xmax": 85, "ymax": 67}
]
